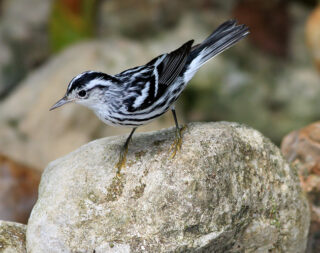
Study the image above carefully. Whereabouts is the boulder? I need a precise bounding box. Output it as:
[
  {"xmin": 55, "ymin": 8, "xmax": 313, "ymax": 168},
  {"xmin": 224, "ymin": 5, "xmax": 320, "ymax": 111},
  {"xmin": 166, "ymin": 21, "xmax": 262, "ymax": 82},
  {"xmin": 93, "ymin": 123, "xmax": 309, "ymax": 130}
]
[
  {"xmin": 26, "ymin": 122, "xmax": 309, "ymax": 252},
  {"xmin": 0, "ymin": 154, "xmax": 40, "ymax": 224},
  {"xmin": 0, "ymin": 220, "xmax": 26, "ymax": 253},
  {"xmin": 281, "ymin": 121, "xmax": 320, "ymax": 253}
]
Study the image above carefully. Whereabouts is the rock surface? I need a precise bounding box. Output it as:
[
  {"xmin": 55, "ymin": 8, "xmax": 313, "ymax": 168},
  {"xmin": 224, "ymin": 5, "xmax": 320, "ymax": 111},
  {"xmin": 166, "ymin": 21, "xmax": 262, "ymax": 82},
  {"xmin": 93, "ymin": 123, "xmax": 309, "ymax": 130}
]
[
  {"xmin": 281, "ymin": 121, "xmax": 320, "ymax": 253},
  {"xmin": 0, "ymin": 220, "xmax": 26, "ymax": 253},
  {"xmin": 0, "ymin": 154, "xmax": 40, "ymax": 224},
  {"xmin": 27, "ymin": 122, "xmax": 309, "ymax": 253}
]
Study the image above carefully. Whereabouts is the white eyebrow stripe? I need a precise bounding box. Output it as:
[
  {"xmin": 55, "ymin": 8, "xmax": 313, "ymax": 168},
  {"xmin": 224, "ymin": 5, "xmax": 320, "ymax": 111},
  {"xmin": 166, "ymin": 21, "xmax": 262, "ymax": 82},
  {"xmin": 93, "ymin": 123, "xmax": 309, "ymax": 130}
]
[
  {"xmin": 67, "ymin": 71, "xmax": 96, "ymax": 91},
  {"xmin": 86, "ymin": 78, "xmax": 110, "ymax": 90},
  {"xmin": 67, "ymin": 73, "xmax": 83, "ymax": 91}
]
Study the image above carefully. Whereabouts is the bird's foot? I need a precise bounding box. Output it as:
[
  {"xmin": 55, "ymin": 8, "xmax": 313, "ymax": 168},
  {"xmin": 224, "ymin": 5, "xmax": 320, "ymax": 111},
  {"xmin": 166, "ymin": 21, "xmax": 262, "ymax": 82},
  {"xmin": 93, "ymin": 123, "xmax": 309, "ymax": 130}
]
[
  {"xmin": 169, "ymin": 125, "xmax": 187, "ymax": 159},
  {"xmin": 115, "ymin": 147, "xmax": 128, "ymax": 177}
]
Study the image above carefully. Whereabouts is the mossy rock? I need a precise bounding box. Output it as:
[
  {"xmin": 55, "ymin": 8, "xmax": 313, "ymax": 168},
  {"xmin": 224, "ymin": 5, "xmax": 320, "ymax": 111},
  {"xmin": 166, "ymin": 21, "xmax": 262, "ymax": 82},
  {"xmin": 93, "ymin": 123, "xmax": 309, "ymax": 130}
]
[
  {"xmin": 26, "ymin": 122, "xmax": 309, "ymax": 252},
  {"xmin": 0, "ymin": 220, "xmax": 26, "ymax": 253}
]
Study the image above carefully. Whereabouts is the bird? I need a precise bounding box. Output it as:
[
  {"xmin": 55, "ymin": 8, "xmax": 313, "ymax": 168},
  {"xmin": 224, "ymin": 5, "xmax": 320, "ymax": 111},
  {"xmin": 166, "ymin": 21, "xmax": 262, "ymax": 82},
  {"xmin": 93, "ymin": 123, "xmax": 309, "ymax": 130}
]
[{"xmin": 50, "ymin": 20, "xmax": 249, "ymax": 175}]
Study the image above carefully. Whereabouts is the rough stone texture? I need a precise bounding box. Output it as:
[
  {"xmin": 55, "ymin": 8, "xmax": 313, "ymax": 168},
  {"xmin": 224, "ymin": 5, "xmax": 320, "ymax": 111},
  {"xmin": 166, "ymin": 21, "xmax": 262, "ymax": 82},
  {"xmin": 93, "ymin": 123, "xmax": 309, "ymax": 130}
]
[
  {"xmin": 0, "ymin": 154, "xmax": 40, "ymax": 224},
  {"xmin": 281, "ymin": 121, "xmax": 320, "ymax": 253},
  {"xmin": 27, "ymin": 122, "xmax": 309, "ymax": 253},
  {"xmin": 0, "ymin": 220, "xmax": 26, "ymax": 253}
]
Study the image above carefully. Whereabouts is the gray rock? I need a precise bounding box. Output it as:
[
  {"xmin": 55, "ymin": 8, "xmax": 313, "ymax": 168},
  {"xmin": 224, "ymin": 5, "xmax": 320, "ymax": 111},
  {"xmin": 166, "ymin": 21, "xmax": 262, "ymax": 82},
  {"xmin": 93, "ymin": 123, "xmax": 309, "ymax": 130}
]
[
  {"xmin": 0, "ymin": 220, "xmax": 26, "ymax": 253},
  {"xmin": 0, "ymin": 0, "xmax": 52, "ymax": 98},
  {"xmin": 26, "ymin": 122, "xmax": 309, "ymax": 252}
]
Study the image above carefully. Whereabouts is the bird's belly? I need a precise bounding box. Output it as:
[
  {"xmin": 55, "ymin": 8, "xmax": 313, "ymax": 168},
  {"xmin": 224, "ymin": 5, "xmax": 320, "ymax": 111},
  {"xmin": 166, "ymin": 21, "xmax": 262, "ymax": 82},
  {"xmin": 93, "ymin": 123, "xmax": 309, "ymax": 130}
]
[
  {"xmin": 95, "ymin": 110, "xmax": 154, "ymax": 127},
  {"xmin": 97, "ymin": 104, "xmax": 172, "ymax": 127}
]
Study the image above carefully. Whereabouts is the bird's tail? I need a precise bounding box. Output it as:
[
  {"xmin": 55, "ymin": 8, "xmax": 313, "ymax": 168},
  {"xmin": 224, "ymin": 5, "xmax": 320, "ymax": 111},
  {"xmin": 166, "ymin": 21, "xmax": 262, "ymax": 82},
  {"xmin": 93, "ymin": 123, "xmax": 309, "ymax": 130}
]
[{"xmin": 183, "ymin": 20, "xmax": 249, "ymax": 82}]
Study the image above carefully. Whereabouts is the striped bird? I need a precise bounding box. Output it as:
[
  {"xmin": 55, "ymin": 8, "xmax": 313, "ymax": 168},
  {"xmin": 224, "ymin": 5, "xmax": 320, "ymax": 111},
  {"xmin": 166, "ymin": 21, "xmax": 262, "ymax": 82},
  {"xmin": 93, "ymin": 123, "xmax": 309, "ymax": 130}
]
[{"xmin": 50, "ymin": 20, "xmax": 249, "ymax": 174}]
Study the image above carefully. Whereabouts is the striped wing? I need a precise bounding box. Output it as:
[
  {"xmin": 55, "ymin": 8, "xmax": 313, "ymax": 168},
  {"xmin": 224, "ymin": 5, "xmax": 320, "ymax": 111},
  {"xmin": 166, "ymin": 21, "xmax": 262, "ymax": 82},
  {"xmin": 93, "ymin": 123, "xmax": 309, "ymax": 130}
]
[
  {"xmin": 120, "ymin": 40, "xmax": 194, "ymax": 112},
  {"xmin": 156, "ymin": 40, "xmax": 194, "ymax": 87}
]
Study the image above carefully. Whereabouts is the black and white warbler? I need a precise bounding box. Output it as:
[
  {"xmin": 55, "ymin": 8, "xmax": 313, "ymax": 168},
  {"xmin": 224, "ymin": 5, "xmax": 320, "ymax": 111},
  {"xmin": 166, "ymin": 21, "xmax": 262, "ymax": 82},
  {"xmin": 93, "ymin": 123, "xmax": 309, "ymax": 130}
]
[{"xmin": 50, "ymin": 20, "xmax": 249, "ymax": 174}]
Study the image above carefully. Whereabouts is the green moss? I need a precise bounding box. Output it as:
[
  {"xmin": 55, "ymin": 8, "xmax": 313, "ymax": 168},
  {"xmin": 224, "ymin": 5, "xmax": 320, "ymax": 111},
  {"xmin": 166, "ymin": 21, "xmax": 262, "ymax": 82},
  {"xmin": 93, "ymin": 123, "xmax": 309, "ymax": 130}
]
[
  {"xmin": 0, "ymin": 224, "xmax": 26, "ymax": 250},
  {"xmin": 199, "ymin": 140, "xmax": 210, "ymax": 150},
  {"xmin": 49, "ymin": 0, "xmax": 97, "ymax": 52},
  {"xmin": 132, "ymin": 183, "xmax": 146, "ymax": 199},
  {"xmin": 78, "ymin": 199, "xmax": 86, "ymax": 211},
  {"xmin": 143, "ymin": 168, "xmax": 149, "ymax": 177},
  {"xmin": 153, "ymin": 139, "xmax": 165, "ymax": 146},
  {"xmin": 0, "ymin": 239, "xmax": 8, "ymax": 250},
  {"xmin": 105, "ymin": 174, "xmax": 125, "ymax": 202},
  {"xmin": 215, "ymin": 212, "xmax": 229, "ymax": 228},
  {"xmin": 6, "ymin": 118, "xmax": 19, "ymax": 129},
  {"xmin": 269, "ymin": 202, "xmax": 281, "ymax": 230},
  {"xmin": 231, "ymin": 205, "xmax": 250, "ymax": 224},
  {"xmin": 135, "ymin": 151, "xmax": 146, "ymax": 161},
  {"xmin": 183, "ymin": 224, "xmax": 200, "ymax": 237}
]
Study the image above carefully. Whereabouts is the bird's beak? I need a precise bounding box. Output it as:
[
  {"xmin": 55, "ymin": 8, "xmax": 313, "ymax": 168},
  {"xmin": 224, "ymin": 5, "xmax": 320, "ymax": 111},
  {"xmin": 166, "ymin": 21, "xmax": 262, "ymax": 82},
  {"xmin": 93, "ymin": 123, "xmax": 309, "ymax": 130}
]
[{"xmin": 49, "ymin": 96, "xmax": 71, "ymax": 111}]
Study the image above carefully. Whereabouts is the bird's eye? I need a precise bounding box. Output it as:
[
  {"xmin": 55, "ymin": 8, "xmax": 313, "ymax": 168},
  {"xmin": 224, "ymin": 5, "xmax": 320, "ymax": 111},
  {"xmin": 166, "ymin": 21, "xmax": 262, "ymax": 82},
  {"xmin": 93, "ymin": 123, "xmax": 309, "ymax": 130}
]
[{"xmin": 78, "ymin": 90, "xmax": 86, "ymax": 97}]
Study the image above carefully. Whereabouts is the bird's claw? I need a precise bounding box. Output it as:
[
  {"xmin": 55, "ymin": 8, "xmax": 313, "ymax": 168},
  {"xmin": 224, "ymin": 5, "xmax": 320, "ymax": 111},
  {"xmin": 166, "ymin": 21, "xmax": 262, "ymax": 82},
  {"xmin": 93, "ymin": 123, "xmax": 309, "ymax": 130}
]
[{"xmin": 169, "ymin": 125, "xmax": 186, "ymax": 159}]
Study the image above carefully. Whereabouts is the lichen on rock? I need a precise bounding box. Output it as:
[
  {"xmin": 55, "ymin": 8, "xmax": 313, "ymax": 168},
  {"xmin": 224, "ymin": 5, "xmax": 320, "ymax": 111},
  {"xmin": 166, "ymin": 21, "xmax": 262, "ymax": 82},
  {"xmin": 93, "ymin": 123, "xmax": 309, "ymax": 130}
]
[
  {"xmin": 0, "ymin": 220, "xmax": 27, "ymax": 253},
  {"xmin": 26, "ymin": 122, "xmax": 309, "ymax": 252}
]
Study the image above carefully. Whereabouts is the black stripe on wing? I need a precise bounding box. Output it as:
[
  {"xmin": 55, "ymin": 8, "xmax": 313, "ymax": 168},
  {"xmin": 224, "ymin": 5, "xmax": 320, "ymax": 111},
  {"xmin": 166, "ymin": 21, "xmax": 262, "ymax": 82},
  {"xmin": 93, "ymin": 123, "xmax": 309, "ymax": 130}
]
[
  {"xmin": 139, "ymin": 40, "xmax": 193, "ymax": 110},
  {"xmin": 123, "ymin": 40, "xmax": 193, "ymax": 113},
  {"xmin": 157, "ymin": 40, "xmax": 194, "ymax": 87}
]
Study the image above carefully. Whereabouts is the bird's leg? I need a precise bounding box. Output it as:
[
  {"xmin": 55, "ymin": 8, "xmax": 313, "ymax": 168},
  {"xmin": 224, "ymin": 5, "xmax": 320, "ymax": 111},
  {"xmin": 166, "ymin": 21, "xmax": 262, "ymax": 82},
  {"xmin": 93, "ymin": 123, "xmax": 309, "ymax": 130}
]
[
  {"xmin": 115, "ymin": 127, "xmax": 137, "ymax": 176},
  {"xmin": 169, "ymin": 109, "xmax": 186, "ymax": 158}
]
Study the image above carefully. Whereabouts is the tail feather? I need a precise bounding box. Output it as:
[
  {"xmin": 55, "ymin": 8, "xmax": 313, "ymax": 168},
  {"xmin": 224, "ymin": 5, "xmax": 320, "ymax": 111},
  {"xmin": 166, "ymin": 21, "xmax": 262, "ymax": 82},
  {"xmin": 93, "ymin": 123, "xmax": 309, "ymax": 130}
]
[{"xmin": 184, "ymin": 20, "xmax": 249, "ymax": 82}]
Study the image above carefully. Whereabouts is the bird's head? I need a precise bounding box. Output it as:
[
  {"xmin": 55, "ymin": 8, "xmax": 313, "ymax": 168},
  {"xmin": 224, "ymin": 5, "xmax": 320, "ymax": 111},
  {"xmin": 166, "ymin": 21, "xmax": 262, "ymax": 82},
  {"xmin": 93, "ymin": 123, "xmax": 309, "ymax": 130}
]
[{"xmin": 50, "ymin": 71, "xmax": 119, "ymax": 111}]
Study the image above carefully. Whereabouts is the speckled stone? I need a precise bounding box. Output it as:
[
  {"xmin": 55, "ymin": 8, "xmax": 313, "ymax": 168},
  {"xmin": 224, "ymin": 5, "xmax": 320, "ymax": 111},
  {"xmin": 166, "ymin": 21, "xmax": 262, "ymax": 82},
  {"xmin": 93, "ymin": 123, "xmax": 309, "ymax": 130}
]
[
  {"xmin": 0, "ymin": 220, "xmax": 26, "ymax": 253},
  {"xmin": 26, "ymin": 122, "xmax": 309, "ymax": 253}
]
